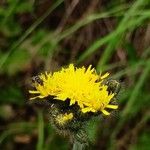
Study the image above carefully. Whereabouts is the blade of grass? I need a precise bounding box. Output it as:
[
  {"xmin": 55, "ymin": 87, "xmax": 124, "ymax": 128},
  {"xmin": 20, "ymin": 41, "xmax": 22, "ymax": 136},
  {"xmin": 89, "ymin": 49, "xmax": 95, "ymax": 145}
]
[
  {"xmin": 58, "ymin": 4, "xmax": 129, "ymax": 41},
  {"xmin": 77, "ymin": 15, "xmax": 148, "ymax": 65},
  {"xmin": 36, "ymin": 9, "xmax": 150, "ymax": 58},
  {"xmin": 37, "ymin": 110, "xmax": 44, "ymax": 150},
  {"xmin": 39, "ymin": 5, "xmax": 129, "ymax": 63},
  {"xmin": 77, "ymin": 0, "xmax": 149, "ymax": 65},
  {"xmin": 97, "ymin": 0, "xmax": 147, "ymax": 68},
  {"xmin": 122, "ymin": 61, "xmax": 150, "ymax": 117},
  {"xmin": 0, "ymin": 0, "xmax": 63, "ymax": 71},
  {"xmin": 101, "ymin": 47, "xmax": 150, "ymax": 73},
  {"xmin": 55, "ymin": 9, "xmax": 150, "ymax": 43},
  {"xmin": 109, "ymin": 60, "xmax": 150, "ymax": 150},
  {"xmin": 96, "ymin": 37, "xmax": 120, "ymax": 71},
  {"xmin": 111, "ymin": 59, "xmax": 149, "ymax": 79},
  {"xmin": 39, "ymin": 8, "xmax": 150, "ymax": 68},
  {"xmin": 37, "ymin": 5, "xmax": 129, "ymax": 54},
  {"xmin": 2, "ymin": 3, "xmax": 147, "ymax": 71}
]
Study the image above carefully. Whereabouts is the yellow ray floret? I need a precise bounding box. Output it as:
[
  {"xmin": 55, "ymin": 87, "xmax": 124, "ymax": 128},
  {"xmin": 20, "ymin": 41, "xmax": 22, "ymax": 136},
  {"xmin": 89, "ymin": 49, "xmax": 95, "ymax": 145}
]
[{"xmin": 29, "ymin": 64, "xmax": 118, "ymax": 115}]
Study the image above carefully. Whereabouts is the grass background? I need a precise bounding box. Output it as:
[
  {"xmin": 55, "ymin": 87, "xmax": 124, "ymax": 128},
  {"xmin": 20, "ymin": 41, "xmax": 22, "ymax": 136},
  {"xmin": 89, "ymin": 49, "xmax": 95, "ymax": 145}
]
[{"xmin": 0, "ymin": 0, "xmax": 150, "ymax": 149}]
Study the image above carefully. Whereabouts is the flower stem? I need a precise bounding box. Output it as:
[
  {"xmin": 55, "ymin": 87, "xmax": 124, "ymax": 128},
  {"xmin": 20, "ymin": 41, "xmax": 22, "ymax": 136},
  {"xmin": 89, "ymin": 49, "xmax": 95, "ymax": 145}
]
[{"xmin": 72, "ymin": 141, "xmax": 86, "ymax": 150}]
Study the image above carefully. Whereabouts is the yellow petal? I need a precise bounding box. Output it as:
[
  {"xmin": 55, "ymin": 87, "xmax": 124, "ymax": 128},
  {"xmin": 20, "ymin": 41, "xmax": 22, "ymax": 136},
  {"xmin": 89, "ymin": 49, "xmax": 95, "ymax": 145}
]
[
  {"xmin": 101, "ymin": 110, "xmax": 110, "ymax": 115},
  {"xmin": 29, "ymin": 90, "xmax": 40, "ymax": 94},
  {"xmin": 30, "ymin": 95, "xmax": 45, "ymax": 100},
  {"xmin": 82, "ymin": 107, "xmax": 96, "ymax": 113},
  {"xmin": 29, "ymin": 97, "xmax": 38, "ymax": 100},
  {"xmin": 100, "ymin": 73, "xmax": 109, "ymax": 79},
  {"xmin": 70, "ymin": 99, "xmax": 76, "ymax": 105},
  {"xmin": 106, "ymin": 104, "xmax": 118, "ymax": 109}
]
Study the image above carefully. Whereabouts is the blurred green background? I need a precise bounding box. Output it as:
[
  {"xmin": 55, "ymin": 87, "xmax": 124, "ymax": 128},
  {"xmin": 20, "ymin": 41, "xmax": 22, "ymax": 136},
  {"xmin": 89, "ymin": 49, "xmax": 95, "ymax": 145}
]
[{"xmin": 0, "ymin": 0, "xmax": 150, "ymax": 150}]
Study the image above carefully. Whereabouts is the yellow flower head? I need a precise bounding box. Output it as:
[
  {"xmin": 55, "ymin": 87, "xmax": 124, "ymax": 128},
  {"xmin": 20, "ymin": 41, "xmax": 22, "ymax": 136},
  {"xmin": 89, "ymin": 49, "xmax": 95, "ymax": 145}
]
[{"xmin": 29, "ymin": 64, "xmax": 118, "ymax": 115}]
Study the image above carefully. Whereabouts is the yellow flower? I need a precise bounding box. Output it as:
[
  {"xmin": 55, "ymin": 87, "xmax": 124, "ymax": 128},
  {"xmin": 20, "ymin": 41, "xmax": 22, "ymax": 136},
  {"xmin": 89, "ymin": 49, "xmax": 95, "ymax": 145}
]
[
  {"xmin": 55, "ymin": 113, "xmax": 73, "ymax": 126},
  {"xmin": 29, "ymin": 64, "xmax": 118, "ymax": 115}
]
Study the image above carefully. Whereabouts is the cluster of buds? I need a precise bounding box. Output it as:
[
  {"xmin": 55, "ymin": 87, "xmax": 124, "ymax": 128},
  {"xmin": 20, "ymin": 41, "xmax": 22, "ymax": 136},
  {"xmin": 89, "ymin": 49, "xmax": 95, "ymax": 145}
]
[{"xmin": 29, "ymin": 64, "xmax": 120, "ymax": 146}]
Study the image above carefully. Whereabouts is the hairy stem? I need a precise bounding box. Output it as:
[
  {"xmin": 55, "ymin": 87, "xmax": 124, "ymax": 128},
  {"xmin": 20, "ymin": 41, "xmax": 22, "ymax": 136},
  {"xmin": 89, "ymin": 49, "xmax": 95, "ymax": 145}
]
[{"xmin": 72, "ymin": 140, "xmax": 87, "ymax": 150}]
